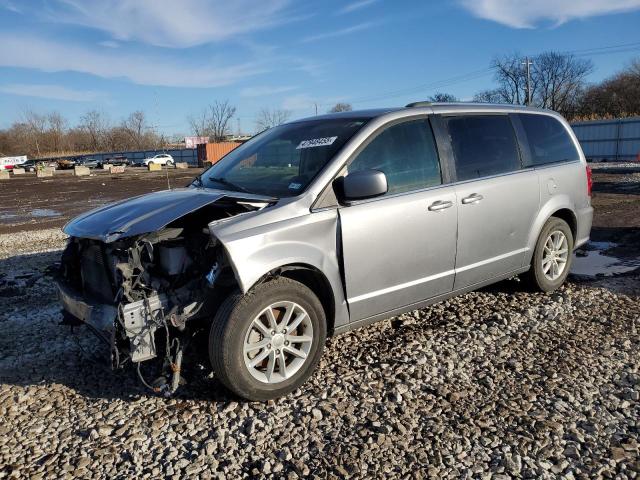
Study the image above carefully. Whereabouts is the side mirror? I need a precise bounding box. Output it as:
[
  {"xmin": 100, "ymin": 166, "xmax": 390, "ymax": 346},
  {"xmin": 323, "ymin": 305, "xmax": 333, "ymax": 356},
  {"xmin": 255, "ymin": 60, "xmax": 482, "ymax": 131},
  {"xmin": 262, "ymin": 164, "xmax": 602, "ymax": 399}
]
[{"xmin": 335, "ymin": 169, "xmax": 388, "ymax": 202}]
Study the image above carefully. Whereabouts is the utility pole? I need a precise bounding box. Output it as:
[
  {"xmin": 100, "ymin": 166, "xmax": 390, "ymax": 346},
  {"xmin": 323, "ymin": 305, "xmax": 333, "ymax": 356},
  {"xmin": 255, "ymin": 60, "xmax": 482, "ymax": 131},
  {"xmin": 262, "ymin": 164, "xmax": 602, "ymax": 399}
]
[{"xmin": 522, "ymin": 57, "xmax": 533, "ymax": 106}]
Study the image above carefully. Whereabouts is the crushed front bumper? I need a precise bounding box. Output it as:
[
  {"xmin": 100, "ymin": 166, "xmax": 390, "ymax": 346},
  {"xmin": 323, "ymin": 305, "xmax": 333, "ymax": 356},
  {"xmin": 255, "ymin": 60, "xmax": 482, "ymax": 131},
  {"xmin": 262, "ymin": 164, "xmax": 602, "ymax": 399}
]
[{"xmin": 56, "ymin": 280, "xmax": 117, "ymax": 344}]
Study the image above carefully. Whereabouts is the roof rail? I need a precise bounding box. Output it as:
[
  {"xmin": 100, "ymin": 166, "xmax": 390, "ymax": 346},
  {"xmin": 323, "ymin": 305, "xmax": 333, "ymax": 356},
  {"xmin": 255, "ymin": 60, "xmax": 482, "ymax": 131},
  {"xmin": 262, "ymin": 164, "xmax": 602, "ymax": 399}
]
[{"xmin": 405, "ymin": 101, "xmax": 432, "ymax": 108}]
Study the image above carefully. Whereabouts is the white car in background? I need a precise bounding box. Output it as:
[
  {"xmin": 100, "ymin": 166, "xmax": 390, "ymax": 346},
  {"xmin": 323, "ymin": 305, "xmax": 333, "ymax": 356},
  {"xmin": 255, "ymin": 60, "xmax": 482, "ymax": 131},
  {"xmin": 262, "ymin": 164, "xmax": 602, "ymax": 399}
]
[{"xmin": 141, "ymin": 154, "xmax": 174, "ymax": 167}]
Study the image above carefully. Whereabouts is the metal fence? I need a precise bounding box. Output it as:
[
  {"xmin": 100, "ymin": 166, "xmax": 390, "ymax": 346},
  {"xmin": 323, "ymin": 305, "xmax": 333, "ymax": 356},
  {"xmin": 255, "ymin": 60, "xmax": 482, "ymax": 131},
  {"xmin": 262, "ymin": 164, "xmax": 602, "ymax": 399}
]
[
  {"xmin": 37, "ymin": 148, "xmax": 198, "ymax": 166},
  {"xmin": 571, "ymin": 117, "xmax": 640, "ymax": 162}
]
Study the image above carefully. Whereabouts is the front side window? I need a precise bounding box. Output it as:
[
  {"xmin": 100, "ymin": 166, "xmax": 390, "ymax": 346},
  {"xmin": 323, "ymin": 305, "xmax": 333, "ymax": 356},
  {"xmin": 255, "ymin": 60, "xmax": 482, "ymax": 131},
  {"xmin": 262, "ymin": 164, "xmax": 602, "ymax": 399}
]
[
  {"xmin": 517, "ymin": 114, "xmax": 580, "ymax": 166},
  {"xmin": 199, "ymin": 118, "xmax": 368, "ymax": 197},
  {"xmin": 347, "ymin": 119, "xmax": 442, "ymax": 195},
  {"xmin": 445, "ymin": 115, "xmax": 521, "ymax": 181}
]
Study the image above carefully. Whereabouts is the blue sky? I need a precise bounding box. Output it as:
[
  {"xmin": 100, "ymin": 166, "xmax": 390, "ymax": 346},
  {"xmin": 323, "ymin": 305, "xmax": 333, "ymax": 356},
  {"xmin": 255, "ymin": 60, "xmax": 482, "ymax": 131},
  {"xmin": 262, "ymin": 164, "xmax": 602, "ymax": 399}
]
[{"xmin": 1, "ymin": 0, "xmax": 640, "ymax": 137}]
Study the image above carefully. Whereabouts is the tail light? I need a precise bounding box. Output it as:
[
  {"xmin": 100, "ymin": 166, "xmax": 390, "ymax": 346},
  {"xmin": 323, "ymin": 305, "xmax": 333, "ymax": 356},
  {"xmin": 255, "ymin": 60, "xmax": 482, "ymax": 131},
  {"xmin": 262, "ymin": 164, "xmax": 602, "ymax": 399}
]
[{"xmin": 586, "ymin": 165, "xmax": 593, "ymax": 196}]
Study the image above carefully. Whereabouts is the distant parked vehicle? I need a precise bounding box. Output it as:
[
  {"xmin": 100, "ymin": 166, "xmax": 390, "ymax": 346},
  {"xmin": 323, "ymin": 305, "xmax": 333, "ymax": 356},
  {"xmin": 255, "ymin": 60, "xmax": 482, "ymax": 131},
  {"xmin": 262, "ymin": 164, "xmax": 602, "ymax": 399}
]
[
  {"xmin": 75, "ymin": 158, "xmax": 100, "ymax": 169},
  {"xmin": 20, "ymin": 159, "xmax": 58, "ymax": 172},
  {"xmin": 104, "ymin": 155, "xmax": 129, "ymax": 166},
  {"xmin": 57, "ymin": 158, "xmax": 77, "ymax": 170},
  {"xmin": 138, "ymin": 153, "xmax": 175, "ymax": 167}
]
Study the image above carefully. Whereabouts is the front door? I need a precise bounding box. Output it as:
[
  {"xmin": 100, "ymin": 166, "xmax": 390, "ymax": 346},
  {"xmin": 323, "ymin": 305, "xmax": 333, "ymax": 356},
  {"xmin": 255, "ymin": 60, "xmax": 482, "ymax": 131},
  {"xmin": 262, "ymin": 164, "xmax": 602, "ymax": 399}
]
[{"xmin": 338, "ymin": 117, "xmax": 458, "ymax": 321}]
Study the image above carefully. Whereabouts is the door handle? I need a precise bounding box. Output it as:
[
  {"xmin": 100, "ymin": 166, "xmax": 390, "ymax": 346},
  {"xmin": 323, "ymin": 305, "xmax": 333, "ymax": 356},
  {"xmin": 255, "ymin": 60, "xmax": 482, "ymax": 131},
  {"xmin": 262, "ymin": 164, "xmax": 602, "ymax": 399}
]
[
  {"xmin": 461, "ymin": 193, "xmax": 483, "ymax": 204},
  {"xmin": 428, "ymin": 200, "xmax": 453, "ymax": 211}
]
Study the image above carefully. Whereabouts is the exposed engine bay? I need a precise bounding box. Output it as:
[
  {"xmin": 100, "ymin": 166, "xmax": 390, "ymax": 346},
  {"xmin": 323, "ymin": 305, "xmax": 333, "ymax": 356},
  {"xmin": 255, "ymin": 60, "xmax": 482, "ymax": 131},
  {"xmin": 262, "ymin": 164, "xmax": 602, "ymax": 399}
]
[{"xmin": 56, "ymin": 196, "xmax": 268, "ymax": 395}]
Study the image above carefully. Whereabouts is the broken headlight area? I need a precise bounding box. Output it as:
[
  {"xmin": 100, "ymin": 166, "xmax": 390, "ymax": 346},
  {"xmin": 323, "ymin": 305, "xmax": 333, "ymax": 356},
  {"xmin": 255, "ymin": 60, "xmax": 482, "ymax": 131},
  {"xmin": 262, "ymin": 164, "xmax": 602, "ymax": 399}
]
[{"xmin": 56, "ymin": 210, "xmax": 245, "ymax": 395}]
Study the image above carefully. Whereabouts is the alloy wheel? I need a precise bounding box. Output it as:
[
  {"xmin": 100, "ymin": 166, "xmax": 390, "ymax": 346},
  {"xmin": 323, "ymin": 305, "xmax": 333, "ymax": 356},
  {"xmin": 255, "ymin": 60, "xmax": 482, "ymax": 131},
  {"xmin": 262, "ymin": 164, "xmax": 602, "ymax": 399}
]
[
  {"xmin": 542, "ymin": 230, "xmax": 569, "ymax": 281},
  {"xmin": 243, "ymin": 301, "xmax": 313, "ymax": 384}
]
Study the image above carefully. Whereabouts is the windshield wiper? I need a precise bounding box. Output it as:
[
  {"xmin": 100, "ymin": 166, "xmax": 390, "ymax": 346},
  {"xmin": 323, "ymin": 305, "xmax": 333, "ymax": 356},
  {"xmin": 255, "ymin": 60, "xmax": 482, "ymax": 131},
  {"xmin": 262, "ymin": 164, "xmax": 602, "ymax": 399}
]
[
  {"xmin": 192, "ymin": 174, "xmax": 203, "ymax": 187},
  {"xmin": 209, "ymin": 177, "xmax": 250, "ymax": 194}
]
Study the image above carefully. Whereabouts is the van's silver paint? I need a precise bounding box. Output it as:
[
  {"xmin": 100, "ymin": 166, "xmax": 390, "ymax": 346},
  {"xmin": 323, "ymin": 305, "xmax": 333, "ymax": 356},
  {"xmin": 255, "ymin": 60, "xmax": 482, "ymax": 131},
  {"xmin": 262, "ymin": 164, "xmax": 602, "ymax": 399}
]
[{"xmin": 202, "ymin": 104, "xmax": 592, "ymax": 332}]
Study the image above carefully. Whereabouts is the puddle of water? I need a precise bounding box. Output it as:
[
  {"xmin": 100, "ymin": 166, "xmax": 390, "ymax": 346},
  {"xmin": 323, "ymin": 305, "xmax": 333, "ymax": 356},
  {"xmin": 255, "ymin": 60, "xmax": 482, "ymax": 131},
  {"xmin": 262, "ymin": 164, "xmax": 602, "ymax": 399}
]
[
  {"xmin": 30, "ymin": 209, "xmax": 62, "ymax": 218},
  {"xmin": 571, "ymin": 242, "xmax": 640, "ymax": 277}
]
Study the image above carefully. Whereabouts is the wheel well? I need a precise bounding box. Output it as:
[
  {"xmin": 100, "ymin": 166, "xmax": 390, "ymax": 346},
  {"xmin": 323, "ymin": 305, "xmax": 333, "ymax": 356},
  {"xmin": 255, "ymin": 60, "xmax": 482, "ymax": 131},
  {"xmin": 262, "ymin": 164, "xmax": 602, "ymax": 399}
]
[
  {"xmin": 551, "ymin": 208, "xmax": 577, "ymax": 240},
  {"xmin": 275, "ymin": 265, "xmax": 336, "ymax": 336}
]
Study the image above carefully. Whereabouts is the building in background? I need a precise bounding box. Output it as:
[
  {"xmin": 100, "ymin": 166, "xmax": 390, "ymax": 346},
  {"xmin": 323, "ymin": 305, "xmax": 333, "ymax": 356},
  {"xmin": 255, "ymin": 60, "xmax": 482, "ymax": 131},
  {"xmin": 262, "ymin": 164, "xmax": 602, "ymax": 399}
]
[{"xmin": 184, "ymin": 136, "xmax": 209, "ymax": 148}]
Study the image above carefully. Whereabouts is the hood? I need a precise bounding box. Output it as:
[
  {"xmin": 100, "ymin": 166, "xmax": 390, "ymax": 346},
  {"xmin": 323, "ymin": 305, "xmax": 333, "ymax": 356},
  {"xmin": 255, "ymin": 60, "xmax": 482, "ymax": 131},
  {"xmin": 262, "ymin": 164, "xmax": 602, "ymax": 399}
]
[{"xmin": 63, "ymin": 187, "xmax": 270, "ymax": 243}]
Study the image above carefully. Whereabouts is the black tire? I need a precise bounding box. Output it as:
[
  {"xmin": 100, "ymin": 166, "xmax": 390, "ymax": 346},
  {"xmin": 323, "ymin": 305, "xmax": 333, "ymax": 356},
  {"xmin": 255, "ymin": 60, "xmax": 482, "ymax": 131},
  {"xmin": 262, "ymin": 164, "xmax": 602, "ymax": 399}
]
[
  {"xmin": 524, "ymin": 217, "xmax": 574, "ymax": 292},
  {"xmin": 166, "ymin": 160, "xmax": 174, "ymax": 167},
  {"xmin": 209, "ymin": 277, "xmax": 326, "ymax": 401}
]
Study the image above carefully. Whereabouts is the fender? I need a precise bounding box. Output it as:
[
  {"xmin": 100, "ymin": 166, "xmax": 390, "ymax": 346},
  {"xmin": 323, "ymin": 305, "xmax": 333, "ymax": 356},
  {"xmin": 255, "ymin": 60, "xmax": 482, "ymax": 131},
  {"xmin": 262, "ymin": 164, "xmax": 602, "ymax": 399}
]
[
  {"xmin": 524, "ymin": 193, "xmax": 576, "ymax": 266},
  {"xmin": 209, "ymin": 209, "xmax": 350, "ymax": 329}
]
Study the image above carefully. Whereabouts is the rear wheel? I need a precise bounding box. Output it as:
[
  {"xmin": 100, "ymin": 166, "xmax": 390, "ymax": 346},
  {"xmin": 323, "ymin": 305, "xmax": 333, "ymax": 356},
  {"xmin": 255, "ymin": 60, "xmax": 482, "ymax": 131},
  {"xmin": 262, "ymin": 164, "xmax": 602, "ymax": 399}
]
[
  {"xmin": 209, "ymin": 277, "xmax": 326, "ymax": 401},
  {"xmin": 166, "ymin": 159, "xmax": 174, "ymax": 167},
  {"xmin": 524, "ymin": 217, "xmax": 574, "ymax": 292}
]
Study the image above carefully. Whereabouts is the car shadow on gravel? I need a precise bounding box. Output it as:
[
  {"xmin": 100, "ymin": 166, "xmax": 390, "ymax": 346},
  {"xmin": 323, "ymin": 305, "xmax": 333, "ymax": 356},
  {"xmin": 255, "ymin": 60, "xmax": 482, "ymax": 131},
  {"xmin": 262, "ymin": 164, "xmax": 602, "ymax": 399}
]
[{"xmin": 0, "ymin": 251, "xmax": 240, "ymax": 403}]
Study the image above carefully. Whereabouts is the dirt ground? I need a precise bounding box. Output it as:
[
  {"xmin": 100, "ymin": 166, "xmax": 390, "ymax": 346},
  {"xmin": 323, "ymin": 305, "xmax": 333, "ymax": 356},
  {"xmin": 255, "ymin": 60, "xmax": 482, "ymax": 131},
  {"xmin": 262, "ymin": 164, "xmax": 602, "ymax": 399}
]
[
  {"xmin": 1, "ymin": 163, "xmax": 638, "ymax": 253},
  {"xmin": 0, "ymin": 168, "xmax": 204, "ymax": 234}
]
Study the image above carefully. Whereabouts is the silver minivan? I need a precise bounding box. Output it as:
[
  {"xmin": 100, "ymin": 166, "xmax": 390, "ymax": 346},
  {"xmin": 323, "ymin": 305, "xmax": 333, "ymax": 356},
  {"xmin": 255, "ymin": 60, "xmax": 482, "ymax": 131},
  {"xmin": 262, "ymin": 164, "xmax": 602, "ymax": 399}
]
[{"xmin": 57, "ymin": 103, "xmax": 593, "ymax": 400}]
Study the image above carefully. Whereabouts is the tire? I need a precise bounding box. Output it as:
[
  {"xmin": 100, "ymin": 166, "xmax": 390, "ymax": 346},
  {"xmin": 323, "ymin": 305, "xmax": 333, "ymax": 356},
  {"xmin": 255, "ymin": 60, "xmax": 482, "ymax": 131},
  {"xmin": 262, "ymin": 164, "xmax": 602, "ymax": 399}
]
[
  {"xmin": 524, "ymin": 217, "xmax": 574, "ymax": 292},
  {"xmin": 209, "ymin": 277, "xmax": 326, "ymax": 401},
  {"xmin": 166, "ymin": 160, "xmax": 174, "ymax": 167}
]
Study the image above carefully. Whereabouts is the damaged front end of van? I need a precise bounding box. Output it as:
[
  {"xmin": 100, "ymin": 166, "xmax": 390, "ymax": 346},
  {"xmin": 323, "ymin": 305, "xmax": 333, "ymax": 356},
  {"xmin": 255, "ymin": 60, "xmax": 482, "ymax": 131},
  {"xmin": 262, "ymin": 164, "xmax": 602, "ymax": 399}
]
[{"xmin": 55, "ymin": 188, "xmax": 275, "ymax": 395}]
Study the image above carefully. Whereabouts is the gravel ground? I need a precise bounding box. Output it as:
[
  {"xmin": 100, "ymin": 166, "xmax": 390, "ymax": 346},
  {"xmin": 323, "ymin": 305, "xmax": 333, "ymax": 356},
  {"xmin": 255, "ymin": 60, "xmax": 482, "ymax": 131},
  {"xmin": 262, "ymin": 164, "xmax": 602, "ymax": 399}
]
[{"xmin": 0, "ymin": 228, "xmax": 638, "ymax": 479}]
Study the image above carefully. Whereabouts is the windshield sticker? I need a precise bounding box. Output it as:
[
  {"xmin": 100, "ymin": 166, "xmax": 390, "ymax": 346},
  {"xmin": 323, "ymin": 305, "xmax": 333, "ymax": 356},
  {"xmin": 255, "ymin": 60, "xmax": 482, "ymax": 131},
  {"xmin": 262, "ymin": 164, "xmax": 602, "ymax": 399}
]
[
  {"xmin": 296, "ymin": 136, "xmax": 338, "ymax": 149},
  {"xmin": 288, "ymin": 182, "xmax": 302, "ymax": 190}
]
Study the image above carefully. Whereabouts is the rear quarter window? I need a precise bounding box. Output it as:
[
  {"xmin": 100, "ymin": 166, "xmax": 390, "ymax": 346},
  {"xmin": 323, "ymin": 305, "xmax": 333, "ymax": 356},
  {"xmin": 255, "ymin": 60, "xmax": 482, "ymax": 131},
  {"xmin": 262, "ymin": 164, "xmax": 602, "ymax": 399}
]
[{"xmin": 517, "ymin": 114, "xmax": 580, "ymax": 166}]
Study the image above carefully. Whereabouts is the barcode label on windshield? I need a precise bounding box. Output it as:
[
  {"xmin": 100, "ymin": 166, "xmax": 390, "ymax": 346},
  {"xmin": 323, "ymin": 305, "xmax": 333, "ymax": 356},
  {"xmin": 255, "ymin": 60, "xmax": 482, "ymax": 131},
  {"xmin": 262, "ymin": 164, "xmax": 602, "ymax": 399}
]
[{"xmin": 296, "ymin": 136, "xmax": 338, "ymax": 149}]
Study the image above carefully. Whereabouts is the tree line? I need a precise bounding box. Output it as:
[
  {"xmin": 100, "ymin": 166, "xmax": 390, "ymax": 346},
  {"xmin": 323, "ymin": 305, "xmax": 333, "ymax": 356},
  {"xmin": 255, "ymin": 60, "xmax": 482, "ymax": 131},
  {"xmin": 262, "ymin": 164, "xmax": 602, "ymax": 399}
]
[{"xmin": 0, "ymin": 110, "xmax": 166, "ymax": 158}]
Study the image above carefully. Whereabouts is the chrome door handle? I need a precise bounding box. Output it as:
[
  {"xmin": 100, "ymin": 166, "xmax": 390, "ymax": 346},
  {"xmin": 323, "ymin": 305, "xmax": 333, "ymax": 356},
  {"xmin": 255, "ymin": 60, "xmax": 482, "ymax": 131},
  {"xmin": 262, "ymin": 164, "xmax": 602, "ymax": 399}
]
[
  {"xmin": 428, "ymin": 200, "xmax": 453, "ymax": 211},
  {"xmin": 461, "ymin": 193, "xmax": 483, "ymax": 204}
]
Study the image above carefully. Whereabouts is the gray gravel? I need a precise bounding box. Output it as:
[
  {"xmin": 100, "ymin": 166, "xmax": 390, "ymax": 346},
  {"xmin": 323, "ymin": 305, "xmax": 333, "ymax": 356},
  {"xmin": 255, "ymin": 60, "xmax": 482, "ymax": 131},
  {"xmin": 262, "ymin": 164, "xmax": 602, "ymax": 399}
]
[{"xmin": 0, "ymin": 230, "xmax": 638, "ymax": 479}]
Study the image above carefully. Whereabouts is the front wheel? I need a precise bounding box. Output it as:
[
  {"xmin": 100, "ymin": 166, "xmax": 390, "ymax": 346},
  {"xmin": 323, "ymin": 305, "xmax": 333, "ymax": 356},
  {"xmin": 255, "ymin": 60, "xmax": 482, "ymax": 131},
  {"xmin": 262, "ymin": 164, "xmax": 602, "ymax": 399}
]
[
  {"xmin": 209, "ymin": 277, "xmax": 326, "ymax": 401},
  {"xmin": 524, "ymin": 217, "xmax": 574, "ymax": 292}
]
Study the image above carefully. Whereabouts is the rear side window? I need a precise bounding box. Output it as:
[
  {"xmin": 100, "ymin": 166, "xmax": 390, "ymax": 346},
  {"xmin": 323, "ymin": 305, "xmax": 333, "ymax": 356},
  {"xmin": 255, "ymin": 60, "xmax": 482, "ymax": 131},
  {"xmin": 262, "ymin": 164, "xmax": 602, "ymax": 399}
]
[
  {"xmin": 517, "ymin": 114, "xmax": 580, "ymax": 166},
  {"xmin": 348, "ymin": 119, "xmax": 442, "ymax": 195},
  {"xmin": 445, "ymin": 115, "xmax": 521, "ymax": 181}
]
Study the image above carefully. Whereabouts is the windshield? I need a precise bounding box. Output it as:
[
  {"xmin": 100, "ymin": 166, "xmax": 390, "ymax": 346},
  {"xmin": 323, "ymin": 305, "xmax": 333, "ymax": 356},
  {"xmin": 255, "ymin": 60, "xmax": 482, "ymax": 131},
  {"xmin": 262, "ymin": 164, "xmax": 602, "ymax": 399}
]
[{"xmin": 198, "ymin": 118, "xmax": 368, "ymax": 197}]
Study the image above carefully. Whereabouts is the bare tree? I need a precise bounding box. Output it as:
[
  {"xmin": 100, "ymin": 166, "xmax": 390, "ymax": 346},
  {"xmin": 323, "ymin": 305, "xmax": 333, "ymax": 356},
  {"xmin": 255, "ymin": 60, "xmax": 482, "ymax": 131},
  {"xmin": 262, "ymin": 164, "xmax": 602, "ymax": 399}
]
[
  {"xmin": 47, "ymin": 112, "xmax": 67, "ymax": 152},
  {"xmin": 187, "ymin": 100, "xmax": 236, "ymax": 141},
  {"xmin": 427, "ymin": 93, "xmax": 458, "ymax": 102},
  {"xmin": 187, "ymin": 109, "xmax": 210, "ymax": 138},
  {"xmin": 490, "ymin": 51, "xmax": 592, "ymax": 115},
  {"xmin": 79, "ymin": 110, "xmax": 109, "ymax": 151},
  {"xmin": 534, "ymin": 52, "xmax": 592, "ymax": 115},
  {"xmin": 491, "ymin": 53, "xmax": 531, "ymax": 105},
  {"xmin": 122, "ymin": 111, "xmax": 148, "ymax": 149},
  {"xmin": 256, "ymin": 108, "xmax": 291, "ymax": 132},
  {"xmin": 472, "ymin": 89, "xmax": 504, "ymax": 103},
  {"xmin": 208, "ymin": 100, "xmax": 236, "ymax": 141},
  {"xmin": 22, "ymin": 110, "xmax": 47, "ymax": 156},
  {"xmin": 329, "ymin": 103, "xmax": 353, "ymax": 112}
]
